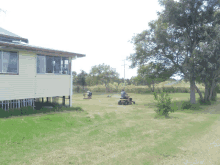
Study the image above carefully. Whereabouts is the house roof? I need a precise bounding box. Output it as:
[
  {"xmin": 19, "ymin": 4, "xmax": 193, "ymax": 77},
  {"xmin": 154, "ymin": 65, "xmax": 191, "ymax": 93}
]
[
  {"xmin": 0, "ymin": 41, "xmax": 86, "ymax": 58},
  {"xmin": 0, "ymin": 27, "xmax": 85, "ymax": 58},
  {"xmin": 0, "ymin": 27, "xmax": 29, "ymax": 43},
  {"xmin": 0, "ymin": 27, "xmax": 21, "ymax": 38}
]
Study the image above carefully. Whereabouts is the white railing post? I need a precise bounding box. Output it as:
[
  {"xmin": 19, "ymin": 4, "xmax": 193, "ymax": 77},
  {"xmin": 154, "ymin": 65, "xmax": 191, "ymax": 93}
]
[
  {"xmin": 18, "ymin": 100, "xmax": 20, "ymax": 109},
  {"xmin": 7, "ymin": 100, "xmax": 9, "ymax": 111}
]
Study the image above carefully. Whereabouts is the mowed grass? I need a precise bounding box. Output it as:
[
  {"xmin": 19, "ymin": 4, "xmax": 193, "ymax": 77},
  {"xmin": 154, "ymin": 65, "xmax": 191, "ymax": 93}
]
[{"xmin": 1, "ymin": 93, "xmax": 220, "ymax": 165}]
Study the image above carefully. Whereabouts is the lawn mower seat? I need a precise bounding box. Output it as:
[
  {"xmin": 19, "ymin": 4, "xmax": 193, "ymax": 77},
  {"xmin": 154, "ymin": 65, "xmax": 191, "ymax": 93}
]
[{"xmin": 120, "ymin": 97, "xmax": 127, "ymax": 99}]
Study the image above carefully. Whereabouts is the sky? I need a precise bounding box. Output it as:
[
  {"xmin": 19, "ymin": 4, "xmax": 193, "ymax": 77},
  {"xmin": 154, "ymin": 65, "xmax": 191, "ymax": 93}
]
[{"xmin": 0, "ymin": 0, "xmax": 181, "ymax": 80}]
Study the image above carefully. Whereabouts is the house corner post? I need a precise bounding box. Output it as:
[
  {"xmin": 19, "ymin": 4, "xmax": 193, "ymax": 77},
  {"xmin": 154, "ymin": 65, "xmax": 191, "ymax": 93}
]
[{"xmin": 69, "ymin": 56, "xmax": 73, "ymax": 107}]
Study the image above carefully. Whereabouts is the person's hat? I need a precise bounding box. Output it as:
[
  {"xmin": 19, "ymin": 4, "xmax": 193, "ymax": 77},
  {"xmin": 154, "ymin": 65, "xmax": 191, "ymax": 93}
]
[{"xmin": 87, "ymin": 91, "xmax": 90, "ymax": 92}]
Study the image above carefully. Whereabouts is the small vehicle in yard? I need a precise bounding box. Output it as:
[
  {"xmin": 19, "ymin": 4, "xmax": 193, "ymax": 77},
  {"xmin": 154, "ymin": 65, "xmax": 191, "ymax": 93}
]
[
  {"xmin": 83, "ymin": 91, "xmax": 92, "ymax": 99},
  {"xmin": 118, "ymin": 94, "xmax": 135, "ymax": 105}
]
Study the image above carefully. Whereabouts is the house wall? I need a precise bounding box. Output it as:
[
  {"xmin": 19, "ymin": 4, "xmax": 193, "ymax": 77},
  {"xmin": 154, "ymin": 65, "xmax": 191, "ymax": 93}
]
[{"xmin": 0, "ymin": 50, "xmax": 70, "ymax": 101}]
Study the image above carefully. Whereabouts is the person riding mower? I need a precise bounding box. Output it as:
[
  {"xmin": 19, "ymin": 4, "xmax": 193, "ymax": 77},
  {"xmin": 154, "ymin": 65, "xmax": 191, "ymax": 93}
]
[
  {"xmin": 83, "ymin": 91, "xmax": 92, "ymax": 99},
  {"xmin": 118, "ymin": 89, "xmax": 135, "ymax": 105}
]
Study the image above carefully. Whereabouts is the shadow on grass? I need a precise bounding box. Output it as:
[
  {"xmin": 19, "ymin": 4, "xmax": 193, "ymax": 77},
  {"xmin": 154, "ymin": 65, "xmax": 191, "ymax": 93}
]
[
  {"xmin": 0, "ymin": 101, "xmax": 84, "ymax": 119},
  {"xmin": 154, "ymin": 114, "xmax": 180, "ymax": 119}
]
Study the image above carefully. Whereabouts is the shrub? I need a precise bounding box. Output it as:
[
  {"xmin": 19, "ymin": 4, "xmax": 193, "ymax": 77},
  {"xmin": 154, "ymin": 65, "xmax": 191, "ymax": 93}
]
[
  {"xmin": 171, "ymin": 101, "xmax": 179, "ymax": 111},
  {"xmin": 153, "ymin": 91, "xmax": 174, "ymax": 117},
  {"xmin": 197, "ymin": 97, "xmax": 212, "ymax": 105},
  {"xmin": 181, "ymin": 101, "xmax": 201, "ymax": 110},
  {"xmin": 0, "ymin": 109, "xmax": 9, "ymax": 118},
  {"xmin": 12, "ymin": 109, "xmax": 22, "ymax": 116},
  {"xmin": 181, "ymin": 101, "xmax": 192, "ymax": 109}
]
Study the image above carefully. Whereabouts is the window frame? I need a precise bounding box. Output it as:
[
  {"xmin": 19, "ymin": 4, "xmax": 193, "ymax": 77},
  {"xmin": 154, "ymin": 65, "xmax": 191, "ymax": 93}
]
[
  {"xmin": 36, "ymin": 55, "xmax": 70, "ymax": 75},
  {"xmin": 0, "ymin": 50, "xmax": 19, "ymax": 75}
]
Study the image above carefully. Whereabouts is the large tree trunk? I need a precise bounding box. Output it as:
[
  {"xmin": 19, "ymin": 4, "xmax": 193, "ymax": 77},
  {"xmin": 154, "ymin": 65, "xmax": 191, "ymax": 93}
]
[
  {"xmin": 153, "ymin": 81, "xmax": 155, "ymax": 92},
  {"xmin": 204, "ymin": 83, "xmax": 210, "ymax": 102},
  {"xmin": 208, "ymin": 81, "xmax": 216, "ymax": 101},
  {"xmin": 190, "ymin": 79, "xmax": 196, "ymax": 104},
  {"xmin": 211, "ymin": 87, "xmax": 217, "ymax": 101},
  {"xmin": 195, "ymin": 84, "xmax": 203, "ymax": 101}
]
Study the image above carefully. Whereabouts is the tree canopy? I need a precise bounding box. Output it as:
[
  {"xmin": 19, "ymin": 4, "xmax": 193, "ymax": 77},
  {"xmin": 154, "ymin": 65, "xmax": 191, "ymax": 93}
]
[
  {"xmin": 127, "ymin": 0, "xmax": 220, "ymax": 104},
  {"xmin": 88, "ymin": 63, "xmax": 119, "ymax": 90}
]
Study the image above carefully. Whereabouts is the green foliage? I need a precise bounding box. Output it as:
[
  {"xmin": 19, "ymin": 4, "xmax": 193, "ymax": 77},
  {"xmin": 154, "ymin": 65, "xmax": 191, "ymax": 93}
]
[
  {"xmin": 136, "ymin": 63, "xmax": 177, "ymax": 92},
  {"xmin": 73, "ymin": 85, "xmax": 88, "ymax": 93},
  {"xmin": 171, "ymin": 101, "xmax": 179, "ymax": 112},
  {"xmin": 0, "ymin": 104, "xmax": 83, "ymax": 118},
  {"xmin": 85, "ymin": 83, "xmax": 204, "ymax": 94},
  {"xmin": 127, "ymin": 0, "xmax": 220, "ymax": 104},
  {"xmin": 88, "ymin": 63, "xmax": 119, "ymax": 87},
  {"xmin": 181, "ymin": 101, "xmax": 192, "ymax": 110},
  {"xmin": 197, "ymin": 97, "xmax": 212, "ymax": 105},
  {"xmin": 153, "ymin": 91, "xmax": 174, "ymax": 117},
  {"xmin": 76, "ymin": 70, "xmax": 88, "ymax": 89},
  {"xmin": 181, "ymin": 101, "xmax": 201, "ymax": 110}
]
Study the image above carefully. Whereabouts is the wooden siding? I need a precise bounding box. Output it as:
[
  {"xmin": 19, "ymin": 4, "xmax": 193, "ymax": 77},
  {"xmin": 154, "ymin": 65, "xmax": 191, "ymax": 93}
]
[{"xmin": 0, "ymin": 50, "xmax": 70, "ymax": 100}]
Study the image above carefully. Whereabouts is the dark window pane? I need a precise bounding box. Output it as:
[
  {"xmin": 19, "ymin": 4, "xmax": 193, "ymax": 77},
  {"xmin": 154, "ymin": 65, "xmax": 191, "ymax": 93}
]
[
  {"xmin": 61, "ymin": 57, "xmax": 69, "ymax": 74},
  {"xmin": 54, "ymin": 57, "xmax": 61, "ymax": 73},
  {"xmin": 3, "ymin": 51, "xmax": 18, "ymax": 73},
  {"xmin": 37, "ymin": 55, "xmax": 46, "ymax": 73},
  {"xmin": 46, "ymin": 56, "xmax": 53, "ymax": 73}
]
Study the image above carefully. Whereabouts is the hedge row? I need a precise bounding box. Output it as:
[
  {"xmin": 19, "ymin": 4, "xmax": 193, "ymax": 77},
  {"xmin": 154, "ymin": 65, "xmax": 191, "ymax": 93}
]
[{"xmin": 73, "ymin": 85, "xmax": 206, "ymax": 94}]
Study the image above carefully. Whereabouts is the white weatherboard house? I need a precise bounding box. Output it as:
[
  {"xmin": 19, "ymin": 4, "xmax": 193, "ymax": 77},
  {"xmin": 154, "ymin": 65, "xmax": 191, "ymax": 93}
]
[{"xmin": 0, "ymin": 27, "xmax": 85, "ymax": 110}]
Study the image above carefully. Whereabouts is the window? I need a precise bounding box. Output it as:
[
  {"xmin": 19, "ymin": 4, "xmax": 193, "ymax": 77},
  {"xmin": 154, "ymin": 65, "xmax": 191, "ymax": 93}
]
[
  {"xmin": 46, "ymin": 56, "xmax": 53, "ymax": 73},
  {"xmin": 61, "ymin": 57, "xmax": 69, "ymax": 74},
  {"xmin": 0, "ymin": 51, "xmax": 18, "ymax": 74},
  {"xmin": 37, "ymin": 55, "xmax": 69, "ymax": 74},
  {"xmin": 54, "ymin": 56, "xmax": 61, "ymax": 73},
  {"xmin": 37, "ymin": 55, "xmax": 46, "ymax": 73}
]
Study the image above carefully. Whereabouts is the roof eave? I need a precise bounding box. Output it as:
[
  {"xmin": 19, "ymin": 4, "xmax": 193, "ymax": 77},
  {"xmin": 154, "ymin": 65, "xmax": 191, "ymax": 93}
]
[
  {"xmin": 0, "ymin": 34, "xmax": 29, "ymax": 43},
  {"xmin": 0, "ymin": 41, "xmax": 86, "ymax": 58}
]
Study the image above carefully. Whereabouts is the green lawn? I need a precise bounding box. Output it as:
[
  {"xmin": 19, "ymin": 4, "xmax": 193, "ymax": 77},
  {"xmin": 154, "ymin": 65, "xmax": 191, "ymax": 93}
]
[{"xmin": 1, "ymin": 93, "xmax": 220, "ymax": 164}]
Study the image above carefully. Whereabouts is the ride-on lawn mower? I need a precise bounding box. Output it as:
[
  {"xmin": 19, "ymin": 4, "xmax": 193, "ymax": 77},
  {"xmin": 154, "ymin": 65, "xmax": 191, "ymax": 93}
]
[
  {"xmin": 118, "ymin": 94, "xmax": 135, "ymax": 105},
  {"xmin": 83, "ymin": 91, "xmax": 92, "ymax": 99}
]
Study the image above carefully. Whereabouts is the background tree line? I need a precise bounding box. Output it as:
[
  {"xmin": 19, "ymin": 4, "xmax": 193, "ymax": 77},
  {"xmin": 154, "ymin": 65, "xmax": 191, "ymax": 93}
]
[
  {"xmin": 72, "ymin": 62, "xmax": 179, "ymax": 91},
  {"xmin": 73, "ymin": 0, "xmax": 220, "ymax": 105}
]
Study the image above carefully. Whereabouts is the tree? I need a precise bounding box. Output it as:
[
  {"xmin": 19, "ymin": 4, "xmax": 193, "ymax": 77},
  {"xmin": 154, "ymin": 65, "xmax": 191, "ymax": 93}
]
[
  {"xmin": 76, "ymin": 70, "xmax": 88, "ymax": 90},
  {"xmin": 193, "ymin": 23, "xmax": 220, "ymax": 102},
  {"xmin": 130, "ymin": 76, "xmax": 137, "ymax": 85},
  {"xmin": 72, "ymin": 71, "xmax": 77, "ymax": 86},
  {"xmin": 89, "ymin": 63, "xmax": 119, "ymax": 92},
  {"xmin": 125, "ymin": 79, "xmax": 132, "ymax": 85},
  {"xmin": 137, "ymin": 62, "xmax": 177, "ymax": 92},
  {"xmin": 127, "ymin": 0, "xmax": 220, "ymax": 104}
]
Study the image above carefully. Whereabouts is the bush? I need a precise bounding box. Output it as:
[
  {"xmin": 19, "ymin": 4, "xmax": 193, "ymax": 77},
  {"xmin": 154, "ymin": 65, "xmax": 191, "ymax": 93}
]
[
  {"xmin": 181, "ymin": 101, "xmax": 192, "ymax": 109},
  {"xmin": 171, "ymin": 101, "xmax": 179, "ymax": 111},
  {"xmin": 153, "ymin": 91, "xmax": 174, "ymax": 117},
  {"xmin": 181, "ymin": 101, "xmax": 201, "ymax": 110},
  {"xmin": 0, "ymin": 109, "xmax": 9, "ymax": 118}
]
